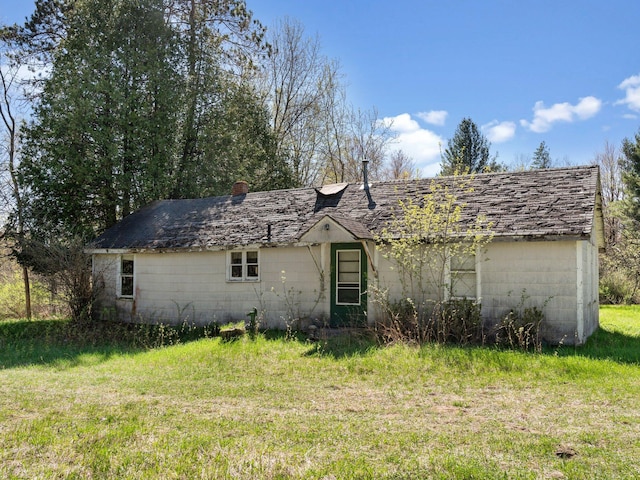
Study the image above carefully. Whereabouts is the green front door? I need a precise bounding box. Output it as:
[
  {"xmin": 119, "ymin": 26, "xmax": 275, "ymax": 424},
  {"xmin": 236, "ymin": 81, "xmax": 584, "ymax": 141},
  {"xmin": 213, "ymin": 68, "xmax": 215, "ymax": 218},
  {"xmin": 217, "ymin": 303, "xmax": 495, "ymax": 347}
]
[{"xmin": 330, "ymin": 243, "xmax": 367, "ymax": 327}]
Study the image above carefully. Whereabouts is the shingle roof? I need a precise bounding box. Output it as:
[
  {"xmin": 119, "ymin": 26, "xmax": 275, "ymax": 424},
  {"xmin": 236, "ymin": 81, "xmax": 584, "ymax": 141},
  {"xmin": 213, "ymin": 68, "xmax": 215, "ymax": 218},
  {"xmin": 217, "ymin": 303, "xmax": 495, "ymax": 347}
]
[{"xmin": 89, "ymin": 165, "xmax": 602, "ymax": 251}]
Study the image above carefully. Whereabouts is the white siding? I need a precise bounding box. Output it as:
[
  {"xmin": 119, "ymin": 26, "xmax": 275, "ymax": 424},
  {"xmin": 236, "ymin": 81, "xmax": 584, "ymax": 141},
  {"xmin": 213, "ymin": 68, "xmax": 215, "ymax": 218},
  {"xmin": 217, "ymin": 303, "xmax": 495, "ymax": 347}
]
[
  {"xmin": 579, "ymin": 233, "xmax": 600, "ymax": 343},
  {"xmin": 93, "ymin": 247, "xmax": 328, "ymax": 328},
  {"xmin": 370, "ymin": 239, "xmax": 596, "ymax": 345},
  {"xmin": 93, "ymin": 236, "xmax": 599, "ymax": 344},
  {"xmin": 467, "ymin": 239, "xmax": 600, "ymax": 345}
]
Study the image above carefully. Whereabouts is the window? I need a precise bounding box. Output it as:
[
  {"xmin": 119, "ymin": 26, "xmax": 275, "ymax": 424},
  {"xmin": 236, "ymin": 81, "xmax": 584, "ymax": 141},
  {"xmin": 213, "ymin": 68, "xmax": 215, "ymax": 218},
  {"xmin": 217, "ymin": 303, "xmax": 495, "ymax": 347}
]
[
  {"xmin": 119, "ymin": 256, "xmax": 134, "ymax": 298},
  {"xmin": 228, "ymin": 250, "xmax": 259, "ymax": 281},
  {"xmin": 450, "ymin": 252, "xmax": 477, "ymax": 299},
  {"xmin": 336, "ymin": 249, "xmax": 361, "ymax": 305}
]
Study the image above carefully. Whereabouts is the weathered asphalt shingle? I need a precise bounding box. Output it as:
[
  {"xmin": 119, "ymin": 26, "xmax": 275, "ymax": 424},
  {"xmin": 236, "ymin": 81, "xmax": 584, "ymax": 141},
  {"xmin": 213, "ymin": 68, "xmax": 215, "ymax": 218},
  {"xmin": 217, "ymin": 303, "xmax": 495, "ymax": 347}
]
[{"xmin": 90, "ymin": 166, "xmax": 602, "ymax": 251}]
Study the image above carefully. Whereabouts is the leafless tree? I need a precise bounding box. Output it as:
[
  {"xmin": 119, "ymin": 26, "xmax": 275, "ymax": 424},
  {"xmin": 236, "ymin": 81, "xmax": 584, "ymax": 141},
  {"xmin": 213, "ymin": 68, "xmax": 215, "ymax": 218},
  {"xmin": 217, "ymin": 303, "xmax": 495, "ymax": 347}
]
[
  {"xmin": 593, "ymin": 140, "xmax": 624, "ymax": 247},
  {"xmin": 256, "ymin": 18, "xmax": 341, "ymax": 186},
  {"xmin": 0, "ymin": 46, "xmax": 31, "ymax": 318},
  {"xmin": 383, "ymin": 150, "xmax": 417, "ymax": 180},
  {"xmin": 257, "ymin": 18, "xmax": 396, "ymax": 186},
  {"xmin": 317, "ymin": 76, "xmax": 394, "ymax": 185}
]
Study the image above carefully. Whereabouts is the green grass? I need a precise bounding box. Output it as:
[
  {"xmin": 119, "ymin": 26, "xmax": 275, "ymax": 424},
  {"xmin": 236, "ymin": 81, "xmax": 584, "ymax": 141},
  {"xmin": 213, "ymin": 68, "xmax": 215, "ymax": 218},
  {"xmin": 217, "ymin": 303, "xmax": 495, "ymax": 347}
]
[{"xmin": 1, "ymin": 310, "xmax": 639, "ymax": 479}]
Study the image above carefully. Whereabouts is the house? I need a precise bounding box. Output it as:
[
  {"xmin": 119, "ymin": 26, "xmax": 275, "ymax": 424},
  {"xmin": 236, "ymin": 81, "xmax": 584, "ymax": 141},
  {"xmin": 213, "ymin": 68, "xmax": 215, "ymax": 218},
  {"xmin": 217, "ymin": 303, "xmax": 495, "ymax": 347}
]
[{"xmin": 88, "ymin": 165, "xmax": 604, "ymax": 345}]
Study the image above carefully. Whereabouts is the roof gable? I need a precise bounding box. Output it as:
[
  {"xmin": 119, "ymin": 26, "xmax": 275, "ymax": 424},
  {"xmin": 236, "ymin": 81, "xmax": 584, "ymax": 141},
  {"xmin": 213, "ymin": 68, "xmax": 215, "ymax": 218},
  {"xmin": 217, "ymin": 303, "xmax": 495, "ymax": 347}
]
[
  {"xmin": 89, "ymin": 166, "xmax": 603, "ymax": 251},
  {"xmin": 299, "ymin": 214, "xmax": 373, "ymax": 243}
]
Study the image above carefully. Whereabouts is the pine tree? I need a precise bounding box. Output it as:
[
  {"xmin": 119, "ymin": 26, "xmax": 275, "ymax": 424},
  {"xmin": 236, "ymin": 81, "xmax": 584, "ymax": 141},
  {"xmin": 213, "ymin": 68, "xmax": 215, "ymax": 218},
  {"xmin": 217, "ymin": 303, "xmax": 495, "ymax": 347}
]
[
  {"xmin": 440, "ymin": 118, "xmax": 495, "ymax": 176},
  {"xmin": 18, "ymin": 0, "xmax": 292, "ymax": 240},
  {"xmin": 531, "ymin": 141, "xmax": 552, "ymax": 169}
]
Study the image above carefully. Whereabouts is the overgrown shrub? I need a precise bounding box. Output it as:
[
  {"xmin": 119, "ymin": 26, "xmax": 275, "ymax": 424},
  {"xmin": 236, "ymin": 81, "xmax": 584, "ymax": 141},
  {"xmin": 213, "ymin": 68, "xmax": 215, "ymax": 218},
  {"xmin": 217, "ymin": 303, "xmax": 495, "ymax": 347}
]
[
  {"xmin": 372, "ymin": 288, "xmax": 483, "ymax": 345},
  {"xmin": 372, "ymin": 285, "xmax": 547, "ymax": 351},
  {"xmin": 436, "ymin": 298, "xmax": 484, "ymax": 345},
  {"xmin": 374, "ymin": 295, "xmax": 423, "ymax": 345},
  {"xmin": 15, "ymin": 237, "xmax": 96, "ymax": 322},
  {"xmin": 599, "ymin": 267, "xmax": 638, "ymax": 304},
  {"xmin": 493, "ymin": 305, "xmax": 544, "ymax": 352}
]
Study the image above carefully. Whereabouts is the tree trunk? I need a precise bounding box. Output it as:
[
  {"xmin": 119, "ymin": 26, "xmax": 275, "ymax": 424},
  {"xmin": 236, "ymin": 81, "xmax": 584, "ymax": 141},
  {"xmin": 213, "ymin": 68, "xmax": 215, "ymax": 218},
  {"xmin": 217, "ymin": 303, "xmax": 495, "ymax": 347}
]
[{"xmin": 22, "ymin": 265, "xmax": 32, "ymax": 319}]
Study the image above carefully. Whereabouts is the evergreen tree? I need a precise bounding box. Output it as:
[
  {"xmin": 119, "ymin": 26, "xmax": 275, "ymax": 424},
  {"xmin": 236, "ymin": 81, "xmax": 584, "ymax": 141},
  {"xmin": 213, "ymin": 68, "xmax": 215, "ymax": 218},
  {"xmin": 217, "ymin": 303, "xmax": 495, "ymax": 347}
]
[
  {"xmin": 167, "ymin": 0, "xmax": 269, "ymax": 198},
  {"xmin": 440, "ymin": 118, "xmax": 495, "ymax": 176},
  {"xmin": 20, "ymin": 0, "xmax": 181, "ymax": 239},
  {"xmin": 620, "ymin": 129, "xmax": 640, "ymax": 224},
  {"xmin": 191, "ymin": 79, "xmax": 292, "ymax": 196},
  {"xmin": 531, "ymin": 141, "xmax": 552, "ymax": 169},
  {"xmin": 17, "ymin": 0, "xmax": 291, "ymax": 240}
]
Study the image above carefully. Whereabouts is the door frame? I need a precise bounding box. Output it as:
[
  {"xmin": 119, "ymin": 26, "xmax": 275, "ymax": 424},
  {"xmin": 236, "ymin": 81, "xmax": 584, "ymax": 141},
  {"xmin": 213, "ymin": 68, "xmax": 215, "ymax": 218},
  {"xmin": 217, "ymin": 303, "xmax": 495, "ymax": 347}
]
[{"xmin": 330, "ymin": 242, "xmax": 367, "ymax": 327}]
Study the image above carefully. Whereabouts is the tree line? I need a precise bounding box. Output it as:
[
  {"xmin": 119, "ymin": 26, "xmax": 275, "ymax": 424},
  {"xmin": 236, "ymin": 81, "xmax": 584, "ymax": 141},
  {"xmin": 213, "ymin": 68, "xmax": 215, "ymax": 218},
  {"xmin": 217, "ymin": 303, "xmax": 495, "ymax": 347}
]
[{"xmin": 0, "ymin": 0, "xmax": 575, "ymax": 244}]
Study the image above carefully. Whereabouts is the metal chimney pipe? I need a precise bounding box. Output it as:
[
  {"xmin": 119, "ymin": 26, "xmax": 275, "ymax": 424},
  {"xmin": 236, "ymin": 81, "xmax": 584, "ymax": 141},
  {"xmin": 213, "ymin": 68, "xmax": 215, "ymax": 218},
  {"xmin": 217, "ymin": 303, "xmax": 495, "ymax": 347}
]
[{"xmin": 362, "ymin": 158, "xmax": 369, "ymax": 190}]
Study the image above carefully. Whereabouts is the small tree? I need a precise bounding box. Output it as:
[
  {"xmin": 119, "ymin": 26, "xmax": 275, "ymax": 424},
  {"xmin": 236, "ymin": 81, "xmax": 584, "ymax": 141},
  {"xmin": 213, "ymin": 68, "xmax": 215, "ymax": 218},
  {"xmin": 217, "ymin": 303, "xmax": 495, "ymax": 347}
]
[
  {"xmin": 16, "ymin": 237, "xmax": 96, "ymax": 322},
  {"xmin": 374, "ymin": 174, "xmax": 493, "ymax": 343},
  {"xmin": 383, "ymin": 149, "xmax": 417, "ymax": 180},
  {"xmin": 531, "ymin": 141, "xmax": 552, "ymax": 169}
]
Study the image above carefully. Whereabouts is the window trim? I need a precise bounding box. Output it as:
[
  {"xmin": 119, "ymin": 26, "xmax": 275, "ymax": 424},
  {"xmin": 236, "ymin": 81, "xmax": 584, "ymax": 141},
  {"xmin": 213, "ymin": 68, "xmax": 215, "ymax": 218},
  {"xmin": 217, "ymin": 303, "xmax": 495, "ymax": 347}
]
[
  {"xmin": 227, "ymin": 250, "xmax": 260, "ymax": 282},
  {"xmin": 335, "ymin": 248, "xmax": 362, "ymax": 306},
  {"xmin": 117, "ymin": 255, "xmax": 135, "ymax": 299},
  {"xmin": 447, "ymin": 249, "xmax": 479, "ymax": 301}
]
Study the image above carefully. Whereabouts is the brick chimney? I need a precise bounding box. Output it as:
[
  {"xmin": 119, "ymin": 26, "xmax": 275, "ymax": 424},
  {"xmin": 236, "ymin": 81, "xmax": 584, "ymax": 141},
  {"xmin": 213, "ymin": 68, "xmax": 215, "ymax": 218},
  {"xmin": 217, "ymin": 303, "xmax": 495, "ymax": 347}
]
[{"xmin": 231, "ymin": 180, "xmax": 249, "ymax": 196}]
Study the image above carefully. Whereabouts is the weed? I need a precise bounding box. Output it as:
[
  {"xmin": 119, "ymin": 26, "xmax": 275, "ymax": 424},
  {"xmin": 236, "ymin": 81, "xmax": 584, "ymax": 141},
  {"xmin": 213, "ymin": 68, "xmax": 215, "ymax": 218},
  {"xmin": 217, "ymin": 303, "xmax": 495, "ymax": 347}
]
[
  {"xmin": 492, "ymin": 290, "xmax": 549, "ymax": 352},
  {"xmin": 371, "ymin": 286, "xmax": 483, "ymax": 346}
]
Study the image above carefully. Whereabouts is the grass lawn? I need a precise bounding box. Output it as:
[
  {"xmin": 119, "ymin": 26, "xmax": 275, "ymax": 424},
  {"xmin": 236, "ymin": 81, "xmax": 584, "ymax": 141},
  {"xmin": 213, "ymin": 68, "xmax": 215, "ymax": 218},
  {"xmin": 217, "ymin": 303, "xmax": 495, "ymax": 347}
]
[{"xmin": 0, "ymin": 307, "xmax": 639, "ymax": 479}]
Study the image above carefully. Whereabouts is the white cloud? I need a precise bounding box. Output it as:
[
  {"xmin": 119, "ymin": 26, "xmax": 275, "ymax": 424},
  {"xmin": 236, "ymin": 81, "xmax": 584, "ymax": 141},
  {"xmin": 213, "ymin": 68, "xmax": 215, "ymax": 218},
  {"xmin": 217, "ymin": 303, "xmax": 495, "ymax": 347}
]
[
  {"xmin": 382, "ymin": 113, "xmax": 444, "ymax": 177},
  {"xmin": 416, "ymin": 110, "xmax": 448, "ymax": 126},
  {"xmin": 482, "ymin": 120, "xmax": 516, "ymax": 143},
  {"xmin": 520, "ymin": 96, "xmax": 602, "ymax": 133},
  {"xmin": 383, "ymin": 113, "xmax": 420, "ymax": 132},
  {"xmin": 616, "ymin": 74, "xmax": 640, "ymax": 111}
]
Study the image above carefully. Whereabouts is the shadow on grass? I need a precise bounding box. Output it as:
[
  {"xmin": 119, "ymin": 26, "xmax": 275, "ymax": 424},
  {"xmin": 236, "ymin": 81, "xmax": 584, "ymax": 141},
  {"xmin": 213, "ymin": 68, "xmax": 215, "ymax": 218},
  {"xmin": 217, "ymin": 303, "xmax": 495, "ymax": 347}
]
[
  {"xmin": 0, "ymin": 319, "xmax": 132, "ymax": 369},
  {"xmin": 261, "ymin": 329, "xmax": 378, "ymax": 358},
  {"xmin": 4, "ymin": 318, "xmax": 638, "ymax": 369},
  {"xmin": 281, "ymin": 324, "xmax": 640, "ymax": 364},
  {"xmin": 0, "ymin": 318, "xmax": 217, "ymax": 370},
  {"xmin": 552, "ymin": 326, "xmax": 640, "ymax": 365},
  {"xmin": 305, "ymin": 332, "xmax": 378, "ymax": 358}
]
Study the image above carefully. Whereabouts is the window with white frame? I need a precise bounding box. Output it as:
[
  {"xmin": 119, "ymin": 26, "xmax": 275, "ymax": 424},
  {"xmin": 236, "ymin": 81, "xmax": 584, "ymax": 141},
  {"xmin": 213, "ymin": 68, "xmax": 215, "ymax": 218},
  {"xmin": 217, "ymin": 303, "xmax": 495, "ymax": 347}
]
[
  {"xmin": 450, "ymin": 252, "xmax": 477, "ymax": 299},
  {"xmin": 118, "ymin": 256, "xmax": 135, "ymax": 298},
  {"xmin": 336, "ymin": 249, "xmax": 361, "ymax": 305},
  {"xmin": 228, "ymin": 250, "xmax": 259, "ymax": 281}
]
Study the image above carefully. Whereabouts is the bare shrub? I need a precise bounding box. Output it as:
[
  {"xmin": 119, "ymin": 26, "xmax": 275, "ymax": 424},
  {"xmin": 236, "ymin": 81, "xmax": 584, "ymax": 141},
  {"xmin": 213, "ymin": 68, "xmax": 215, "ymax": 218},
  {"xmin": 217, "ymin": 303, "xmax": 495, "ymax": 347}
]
[
  {"xmin": 15, "ymin": 237, "xmax": 97, "ymax": 323},
  {"xmin": 372, "ymin": 285, "xmax": 483, "ymax": 345},
  {"xmin": 492, "ymin": 292, "xmax": 547, "ymax": 352}
]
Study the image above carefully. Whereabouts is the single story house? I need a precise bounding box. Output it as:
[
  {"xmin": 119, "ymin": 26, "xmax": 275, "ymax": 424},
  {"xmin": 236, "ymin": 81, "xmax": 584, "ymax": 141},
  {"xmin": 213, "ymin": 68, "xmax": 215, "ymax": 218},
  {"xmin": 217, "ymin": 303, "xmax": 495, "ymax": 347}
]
[{"xmin": 88, "ymin": 165, "xmax": 604, "ymax": 345}]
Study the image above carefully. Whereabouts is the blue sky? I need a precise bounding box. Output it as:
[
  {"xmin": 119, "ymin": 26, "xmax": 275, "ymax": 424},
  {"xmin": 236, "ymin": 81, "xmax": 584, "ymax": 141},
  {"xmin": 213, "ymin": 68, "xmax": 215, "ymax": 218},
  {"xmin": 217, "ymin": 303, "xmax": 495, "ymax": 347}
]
[{"xmin": 4, "ymin": 1, "xmax": 640, "ymax": 176}]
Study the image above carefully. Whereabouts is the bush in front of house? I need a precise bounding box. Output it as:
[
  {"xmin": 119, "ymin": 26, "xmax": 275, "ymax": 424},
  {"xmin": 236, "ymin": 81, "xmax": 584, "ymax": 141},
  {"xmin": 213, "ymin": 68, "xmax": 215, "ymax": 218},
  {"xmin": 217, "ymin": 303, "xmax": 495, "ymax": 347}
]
[
  {"xmin": 372, "ymin": 289, "xmax": 545, "ymax": 351},
  {"xmin": 492, "ymin": 305, "xmax": 544, "ymax": 352},
  {"xmin": 372, "ymin": 288, "xmax": 484, "ymax": 346}
]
